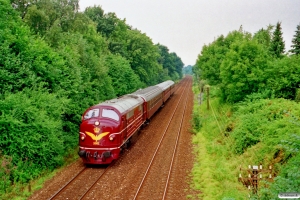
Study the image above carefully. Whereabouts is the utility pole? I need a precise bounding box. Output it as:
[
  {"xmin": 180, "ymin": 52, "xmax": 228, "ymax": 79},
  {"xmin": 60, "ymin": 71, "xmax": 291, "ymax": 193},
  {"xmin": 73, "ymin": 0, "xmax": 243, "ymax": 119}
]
[{"xmin": 206, "ymin": 86, "xmax": 210, "ymax": 110}]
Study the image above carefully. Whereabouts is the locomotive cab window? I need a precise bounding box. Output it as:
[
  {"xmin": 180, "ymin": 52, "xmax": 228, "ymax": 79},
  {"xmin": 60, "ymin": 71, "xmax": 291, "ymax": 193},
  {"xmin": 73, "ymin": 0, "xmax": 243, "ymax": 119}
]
[
  {"xmin": 102, "ymin": 108, "xmax": 120, "ymax": 121},
  {"xmin": 84, "ymin": 109, "xmax": 99, "ymax": 120}
]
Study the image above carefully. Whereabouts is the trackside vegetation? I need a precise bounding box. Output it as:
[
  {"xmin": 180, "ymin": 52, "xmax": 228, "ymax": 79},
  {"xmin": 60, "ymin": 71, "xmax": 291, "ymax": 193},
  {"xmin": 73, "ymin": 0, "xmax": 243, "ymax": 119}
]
[
  {"xmin": 0, "ymin": 0, "xmax": 184, "ymax": 199},
  {"xmin": 191, "ymin": 23, "xmax": 300, "ymax": 199}
]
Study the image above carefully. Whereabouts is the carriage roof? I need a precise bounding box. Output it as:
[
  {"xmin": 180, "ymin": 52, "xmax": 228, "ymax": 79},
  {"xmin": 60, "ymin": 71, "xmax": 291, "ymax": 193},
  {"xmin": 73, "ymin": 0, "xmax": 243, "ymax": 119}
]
[
  {"xmin": 131, "ymin": 86, "xmax": 163, "ymax": 102},
  {"xmin": 156, "ymin": 80, "xmax": 174, "ymax": 91}
]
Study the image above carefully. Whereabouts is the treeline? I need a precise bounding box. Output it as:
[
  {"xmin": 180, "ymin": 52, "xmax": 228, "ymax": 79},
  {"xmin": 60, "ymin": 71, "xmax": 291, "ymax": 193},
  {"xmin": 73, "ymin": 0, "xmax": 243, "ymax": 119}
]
[
  {"xmin": 0, "ymin": 0, "xmax": 183, "ymax": 195},
  {"xmin": 182, "ymin": 65, "xmax": 193, "ymax": 75},
  {"xmin": 194, "ymin": 23, "xmax": 300, "ymax": 103}
]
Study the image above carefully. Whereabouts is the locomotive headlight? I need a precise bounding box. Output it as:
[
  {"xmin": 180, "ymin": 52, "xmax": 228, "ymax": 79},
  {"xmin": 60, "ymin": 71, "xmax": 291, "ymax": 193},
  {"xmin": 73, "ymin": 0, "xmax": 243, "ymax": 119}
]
[
  {"xmin": 94, "ymin": 121, "xmax": 100, "ymax": 126},
  {"xmin": 80, "ymin": 132, "xmax": 86, "ymax": 141},
  {"xmin": 109, "ymin": 135, "xmax": 114, "ymax": 141}
]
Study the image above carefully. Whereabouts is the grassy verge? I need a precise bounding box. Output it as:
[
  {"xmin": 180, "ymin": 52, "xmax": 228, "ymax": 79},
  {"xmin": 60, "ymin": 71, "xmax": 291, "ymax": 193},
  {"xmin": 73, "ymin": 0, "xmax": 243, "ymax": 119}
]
[
  {"xmin": 191, "ymin": 95, "xmax": 249, "ymax": 199},
  {"xmin": 190, "ymin": 86, "xmax": 300, "ymax": 199}
]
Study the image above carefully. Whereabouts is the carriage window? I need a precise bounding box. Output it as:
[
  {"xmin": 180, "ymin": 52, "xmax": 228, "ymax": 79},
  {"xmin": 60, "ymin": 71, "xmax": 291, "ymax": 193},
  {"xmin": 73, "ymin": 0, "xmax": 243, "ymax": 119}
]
[
  {"xmin": 84, "ymin": 109, "xmax": 99, "ymax": 120},
  {"xmin": 102, "ymin": 109, "xmax": 120, "ymax": 121}
]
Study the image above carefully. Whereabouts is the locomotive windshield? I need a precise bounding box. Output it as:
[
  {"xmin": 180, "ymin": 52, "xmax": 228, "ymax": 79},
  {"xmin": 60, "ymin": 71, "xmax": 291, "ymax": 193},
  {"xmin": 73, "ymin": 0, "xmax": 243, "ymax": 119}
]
[
  {"xmin": 102, "ymin": 108, "xmax": 120, "ymax": 121},
  {"xmin": 83, "ymin": 108, "xmax": 99, "ymax": 120}
]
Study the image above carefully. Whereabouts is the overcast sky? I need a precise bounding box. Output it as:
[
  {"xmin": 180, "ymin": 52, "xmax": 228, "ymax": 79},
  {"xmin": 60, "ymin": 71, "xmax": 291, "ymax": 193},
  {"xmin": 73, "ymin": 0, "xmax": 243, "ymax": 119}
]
[{"xmin": 79, "ymin": 0, "xmax": 300, "ymax": 66}]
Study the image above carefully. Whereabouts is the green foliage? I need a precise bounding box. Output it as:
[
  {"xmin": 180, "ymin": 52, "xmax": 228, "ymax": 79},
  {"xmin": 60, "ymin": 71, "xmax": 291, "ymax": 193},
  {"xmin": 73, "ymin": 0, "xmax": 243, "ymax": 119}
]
[
  {"xmin": 192, "ymin": 108, "xmax": 202, "ymax": 131},
  {"xmin": 195, "ymin": 35, "xmax": 225, "ymax": 85},
  {"xmin": 191, "ymin": 95, "xmax": 249, "ymax": 199},
  {"xmin": 125, "ymin": 29, "xmax": 163, "ymax": 85},
  {"xmin": 253, "ymin": 25, "xmax": 273, "ymax": 49},
  {"xmin": 23, "ymin": 5, "xmax": 50, "ymax": 35},
  {"xmin": 195, "ymin": 31, "xmax": 247, "ymax": 86},
  {"xmin": 230, "ymin": 99, "xmax": 300, "ymax": 154},
  {"xmin": 0, "ymin": 2, "xmax": 66, "ymax": 94},
  {"xmin": 265, "ymin": 56, "xmax": 300, "ymax": 100},
  {"xmin": 0, "ymin": 87, "xmax": 69, "ymax": 185},
  {"xmin": 157, "ymin": 44, "xmax": 184, "ymax": 81},
  {"xmin": 259, "ymin": 137, "xmax": 300, "ymax": 199},
  {"xmin": 220, "ymin": 39, "xmax": 269, "ymax": 102},
  {"xmin": 191, "ymin": 87, "xmax": 300, "ymax": 199},
  {"xmin": 290, "ymin": 24, "xmax": 300, "ymax": 55},
  {"xmin": 194, "ymin": 23, "xmax": 300, "ymax": 103},
  {"xmin": 106, "ymin": 54, "xmax": 142, "ymax": 96},
  {"xmin": 85, "ymin": 6, "xmax": 182, "ymax": 86},
  {"xmin": 269, "ymin": 22, "xmax": 285, "ymax": 58}
]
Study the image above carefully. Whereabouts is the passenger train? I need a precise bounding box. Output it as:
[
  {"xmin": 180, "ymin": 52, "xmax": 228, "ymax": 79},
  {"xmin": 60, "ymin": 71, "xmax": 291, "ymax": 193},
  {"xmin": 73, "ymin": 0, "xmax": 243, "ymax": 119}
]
[{"xmin": 78, "ymin": 80, "xmax": 175, "ymax": 164}]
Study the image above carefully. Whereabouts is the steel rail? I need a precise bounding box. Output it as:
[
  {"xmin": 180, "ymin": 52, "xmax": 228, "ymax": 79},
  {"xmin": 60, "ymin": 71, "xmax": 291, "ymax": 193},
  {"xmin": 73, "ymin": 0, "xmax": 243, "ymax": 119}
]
[
  {"xmin": 162, "ymin": 79, "xmax": 191, "ymax": 199},
  {"xmin": 49, "ymin": 166, "xmax": 87, "ymax": 200},
  {"xmin": 132, "ymin": 78, "xmax": 190, "ymax": 200},
  {"xmin": 78, "ymin": 161, "xmax": 115, "ymax": 200}
]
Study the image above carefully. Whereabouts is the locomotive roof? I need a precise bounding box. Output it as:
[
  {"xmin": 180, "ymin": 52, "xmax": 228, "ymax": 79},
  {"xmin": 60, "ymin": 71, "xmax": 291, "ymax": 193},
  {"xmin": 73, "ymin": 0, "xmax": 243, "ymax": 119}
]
[
  {"xmin": 98, "ymin": 95, "xmax": 143, "ymax": 114},
  {"xmin": 156, "ymin": 80, "xmax": 174, "ymax": 91},
  {"xmin": 131, "ymin": 86, "xmax": 163, "ymax": 101}
]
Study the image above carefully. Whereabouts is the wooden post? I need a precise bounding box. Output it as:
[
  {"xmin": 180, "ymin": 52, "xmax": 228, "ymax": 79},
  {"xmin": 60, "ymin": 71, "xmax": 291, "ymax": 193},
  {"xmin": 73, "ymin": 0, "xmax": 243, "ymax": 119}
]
[{"xmin": 207, "ymin": 86, "xmax": 210, "ymax": 110}]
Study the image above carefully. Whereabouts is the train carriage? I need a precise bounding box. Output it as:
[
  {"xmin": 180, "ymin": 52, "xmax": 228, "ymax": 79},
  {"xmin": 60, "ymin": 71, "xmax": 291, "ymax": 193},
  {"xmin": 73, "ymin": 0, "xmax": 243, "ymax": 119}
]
[
  {"xmin": 156, "ymin": 80, "xmax": 175, "ymax": 103},
  {"xmin": 131, "ymin": 86, "xmax": 163, "ymax": 119}
]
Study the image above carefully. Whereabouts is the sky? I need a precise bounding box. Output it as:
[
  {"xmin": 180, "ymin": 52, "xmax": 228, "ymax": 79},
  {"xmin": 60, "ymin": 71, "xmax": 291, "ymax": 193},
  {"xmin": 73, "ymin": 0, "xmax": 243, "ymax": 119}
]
[{"xmin": 79, "ymin": 0, "xmax": 300, "ymax": 66}]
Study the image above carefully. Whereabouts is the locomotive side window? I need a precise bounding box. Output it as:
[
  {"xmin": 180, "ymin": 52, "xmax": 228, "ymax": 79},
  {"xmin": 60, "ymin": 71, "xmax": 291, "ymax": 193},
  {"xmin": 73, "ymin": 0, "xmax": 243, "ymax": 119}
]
[
  {"xmin": 84, "ymin": 109, "xmax": 99, "ymax": 120},
  {"xmin": 126, "ymin": 110, "xmax": 134, "ymax": 119},
  {"xmin": 102, "ymin": 109, "xmax": 120, "ymax": 121}
]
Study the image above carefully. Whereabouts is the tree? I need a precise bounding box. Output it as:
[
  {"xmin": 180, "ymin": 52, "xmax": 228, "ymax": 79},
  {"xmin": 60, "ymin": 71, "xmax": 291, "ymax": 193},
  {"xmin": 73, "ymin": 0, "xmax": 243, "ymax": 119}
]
[
  {"xmin": 106, "ymin": 54, "xmax": 142, "ymax": 96},
  {"xmin": 170, "ymin": 52, "xmax": 184, "ymax": 79},
  {"xmin": 290, "ymin": 24, "xmax": 300, "ymax": 55},
  {"xmin": 220, "ymin": 40, "xmax": 269, "ymax": 102},
  {"xmin": 269, "ymin": 22, "xmax": 285, "ymax": 58},
  {"xmin": 156, "ymin": 44, "xmax": 183, "ymax": 81},
  {"xmin": 195, "ymin": 31, "xmax": 245, "ymax": 86},
  {"xmin": 265, "ymin": 56, "xmax": 300, "ymax": 99},
  {"xmin": 253, "ymin": 25, "xmax": 273, "ymax": 49},
  {"xmin": 125, "ymin": 29, "xmax": 162, "ymax": 85}
]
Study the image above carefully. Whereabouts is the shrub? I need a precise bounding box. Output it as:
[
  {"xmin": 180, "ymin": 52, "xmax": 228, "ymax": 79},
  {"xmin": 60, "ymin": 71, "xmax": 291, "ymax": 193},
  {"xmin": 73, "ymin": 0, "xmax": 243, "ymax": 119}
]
[{"xmin": 0, "ymin": 87, "xmax": 69, "ymax": 186}]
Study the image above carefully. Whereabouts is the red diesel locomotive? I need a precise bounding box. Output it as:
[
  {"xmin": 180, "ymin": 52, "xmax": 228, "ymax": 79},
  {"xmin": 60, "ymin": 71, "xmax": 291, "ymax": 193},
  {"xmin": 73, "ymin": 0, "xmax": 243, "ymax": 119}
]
[{"xmin": 78, "ymin": 80, "xmax": 175, "ymax": 164}]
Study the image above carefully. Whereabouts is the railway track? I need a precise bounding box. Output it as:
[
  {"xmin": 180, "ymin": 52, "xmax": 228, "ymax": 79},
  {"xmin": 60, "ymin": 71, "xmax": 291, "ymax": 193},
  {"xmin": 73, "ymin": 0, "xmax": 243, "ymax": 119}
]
[
  {"xmin": 49, "ymin": 164, "xmax": 110, "ymax": 200},
  {"xmin": 132, "ymin": 77, "xmax": 191, "ymax": 199}
]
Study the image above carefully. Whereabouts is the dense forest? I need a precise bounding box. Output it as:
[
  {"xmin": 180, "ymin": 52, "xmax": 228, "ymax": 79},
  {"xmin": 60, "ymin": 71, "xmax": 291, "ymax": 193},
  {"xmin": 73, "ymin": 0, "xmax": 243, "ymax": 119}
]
[
  {"xmin": 192, "ymin": 23, "xmax": 300, "ymax": 199},
  {"xmin": 0, "ymin": 0, "xmax": 184, "ymax": 197}
]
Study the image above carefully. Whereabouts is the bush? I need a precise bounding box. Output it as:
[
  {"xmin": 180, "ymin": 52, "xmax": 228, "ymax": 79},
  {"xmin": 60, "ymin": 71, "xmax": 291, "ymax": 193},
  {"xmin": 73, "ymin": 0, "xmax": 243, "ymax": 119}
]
[
  {"xmin": 192, "ymin": 109, "xmax": 202, "ymax": 131},
  {"xmin": 0, "ymin": 87, "xmax": 69, "ymax": 186},
  {"xmin": 230, "ymin": 99, "xmax": 300, "ymax": 154}
]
